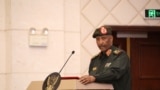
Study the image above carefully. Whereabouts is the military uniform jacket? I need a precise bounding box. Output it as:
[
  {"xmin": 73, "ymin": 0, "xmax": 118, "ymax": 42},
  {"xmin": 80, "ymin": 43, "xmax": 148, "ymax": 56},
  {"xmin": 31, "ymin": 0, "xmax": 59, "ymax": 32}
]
[{"xmin": 89, "ymin": 46, "xmax": 131, "ymax": 90}]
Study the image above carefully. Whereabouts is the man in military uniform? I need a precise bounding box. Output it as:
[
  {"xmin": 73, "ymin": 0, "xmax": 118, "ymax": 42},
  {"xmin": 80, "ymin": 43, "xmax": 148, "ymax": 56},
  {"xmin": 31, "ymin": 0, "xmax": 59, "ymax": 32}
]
[{"xmin": 79, "ymin": 25, "xmax": 131, "ymax": 90}]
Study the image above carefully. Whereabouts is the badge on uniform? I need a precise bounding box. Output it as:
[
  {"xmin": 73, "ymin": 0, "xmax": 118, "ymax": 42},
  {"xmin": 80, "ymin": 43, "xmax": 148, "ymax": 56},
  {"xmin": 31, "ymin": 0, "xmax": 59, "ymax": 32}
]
[
  {"xmin": 105, "ymin": 62, "xmax": 111, "ymax": 67},
  {"xmin": 92, "ymin": 67, "xmax": 97, "ymax": 71}
]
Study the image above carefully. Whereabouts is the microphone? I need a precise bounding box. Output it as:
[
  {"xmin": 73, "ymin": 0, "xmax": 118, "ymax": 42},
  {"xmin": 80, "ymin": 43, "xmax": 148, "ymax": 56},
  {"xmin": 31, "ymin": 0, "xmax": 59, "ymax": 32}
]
[
  {"xmin": 59, "ymin": 50, "xmax": 75, "ymax": 73},
  {"xmin": 72, "ymin": 50, "xmax": 75, "ymax": 54},
  {"xmin": 42, "ymin": 50, "xmax": 75, "ymax": 90}
]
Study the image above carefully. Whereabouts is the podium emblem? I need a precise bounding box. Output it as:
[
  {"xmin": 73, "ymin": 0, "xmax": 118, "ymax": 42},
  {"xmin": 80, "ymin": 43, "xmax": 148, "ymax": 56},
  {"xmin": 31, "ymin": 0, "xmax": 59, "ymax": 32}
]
[{"xmin": 42, "ymin": 72, "xmax": 61, "ymax": 90}]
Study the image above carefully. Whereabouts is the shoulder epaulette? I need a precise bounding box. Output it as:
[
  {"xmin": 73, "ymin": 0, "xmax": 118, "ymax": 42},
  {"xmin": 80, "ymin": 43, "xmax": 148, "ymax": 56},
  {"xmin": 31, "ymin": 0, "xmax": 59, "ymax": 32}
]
[{"xmin": 113, "ymin": 49, "xmax": 122, "ymax": 55}]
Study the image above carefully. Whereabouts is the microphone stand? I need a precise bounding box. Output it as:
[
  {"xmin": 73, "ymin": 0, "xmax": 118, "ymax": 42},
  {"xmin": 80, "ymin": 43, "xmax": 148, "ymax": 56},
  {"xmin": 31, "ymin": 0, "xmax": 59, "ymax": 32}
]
[
  {"xmin": 42, "ymin": 51, "xmax": 75, "ymax": 90},
  {"xmin": 59, "ymin": 51, "xmax": 75, "ymax": 74}
]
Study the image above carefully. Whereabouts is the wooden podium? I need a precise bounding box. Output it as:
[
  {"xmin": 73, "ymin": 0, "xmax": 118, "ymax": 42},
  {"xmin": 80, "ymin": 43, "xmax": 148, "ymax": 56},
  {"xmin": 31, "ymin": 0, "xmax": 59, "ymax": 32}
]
[{"xmin": 27, "ymin": 77, "xmax": 114, "ymax": 90}]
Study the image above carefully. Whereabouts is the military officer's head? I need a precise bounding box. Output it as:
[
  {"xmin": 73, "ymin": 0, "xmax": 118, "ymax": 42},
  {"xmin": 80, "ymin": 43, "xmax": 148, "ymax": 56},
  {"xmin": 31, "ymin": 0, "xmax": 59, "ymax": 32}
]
[{"xmin": 93, "ymin": 25, "xmax": 113, "ymax": 52}]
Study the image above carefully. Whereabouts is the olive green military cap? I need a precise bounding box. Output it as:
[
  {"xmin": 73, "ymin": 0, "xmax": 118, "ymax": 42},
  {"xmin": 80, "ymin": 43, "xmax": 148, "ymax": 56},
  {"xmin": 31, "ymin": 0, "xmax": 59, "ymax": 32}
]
[{"xmin": 93, "ymin": 25, "xmax": 112, "ymax": 38}]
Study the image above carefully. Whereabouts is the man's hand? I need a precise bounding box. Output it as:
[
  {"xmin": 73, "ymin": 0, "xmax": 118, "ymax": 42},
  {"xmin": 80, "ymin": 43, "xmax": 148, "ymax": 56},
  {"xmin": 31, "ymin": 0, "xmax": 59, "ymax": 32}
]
[{"xmin": 79, "ymin": 75, "xmax": 95, "ymax": 85}]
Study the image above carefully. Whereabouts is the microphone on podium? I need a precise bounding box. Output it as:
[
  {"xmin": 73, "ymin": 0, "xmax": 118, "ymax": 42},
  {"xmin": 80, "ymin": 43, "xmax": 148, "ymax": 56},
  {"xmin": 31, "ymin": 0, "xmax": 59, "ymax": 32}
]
[
  {"xmin": 59, "ymin": 50, "xmax": 75, "ymax": 73},
  {"xmin": 42, "ymin": 51, "xmax": 75, "ymax": 90}
]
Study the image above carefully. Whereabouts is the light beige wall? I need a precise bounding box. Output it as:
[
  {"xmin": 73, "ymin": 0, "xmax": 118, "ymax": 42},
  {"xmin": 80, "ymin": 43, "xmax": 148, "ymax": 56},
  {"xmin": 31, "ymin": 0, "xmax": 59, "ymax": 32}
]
[
  {"xmin": 1, "ymin": 0, "xmax": 160, "ymax": 90},
  {"xmin": 0, "ymin": 0, "xmax": 6, "ymax": 89},
  {"xmin": 2, "ymin": 0, "xmax": 80, "ymax": 90}
]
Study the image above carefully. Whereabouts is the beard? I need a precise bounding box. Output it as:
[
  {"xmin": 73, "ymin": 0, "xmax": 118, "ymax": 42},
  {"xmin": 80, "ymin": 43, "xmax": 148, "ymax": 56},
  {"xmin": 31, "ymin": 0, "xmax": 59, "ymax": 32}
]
[{"xmin": 98, "ymin": 45, "xmax": 111, "ymax": 52}]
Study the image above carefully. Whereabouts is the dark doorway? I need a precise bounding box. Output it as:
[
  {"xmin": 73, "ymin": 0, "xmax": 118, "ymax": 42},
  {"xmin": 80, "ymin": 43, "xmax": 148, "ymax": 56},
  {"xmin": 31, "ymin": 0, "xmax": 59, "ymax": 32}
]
[
  {"xmin": 112, "ymin": 26, "xmax": 160, "ymax": 90},
  {"xmin": 131, "ymin": 31, "xmax": 160, "ymax": 90}
]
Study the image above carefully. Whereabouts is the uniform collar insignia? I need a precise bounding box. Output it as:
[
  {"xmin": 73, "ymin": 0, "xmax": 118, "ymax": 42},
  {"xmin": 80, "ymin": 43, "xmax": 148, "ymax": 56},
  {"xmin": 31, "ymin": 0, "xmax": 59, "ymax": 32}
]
[{"xmin": 106, "ymin": 49, "xmax": 112, "ymax": 56}]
